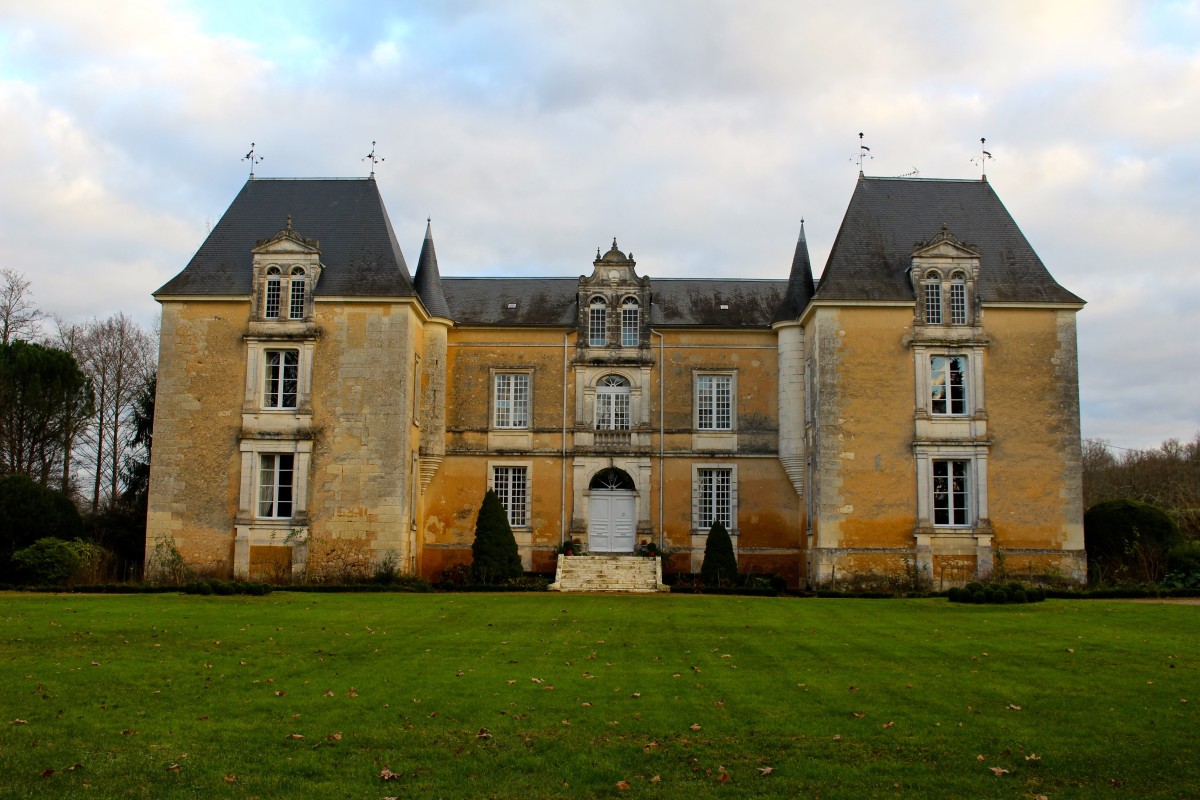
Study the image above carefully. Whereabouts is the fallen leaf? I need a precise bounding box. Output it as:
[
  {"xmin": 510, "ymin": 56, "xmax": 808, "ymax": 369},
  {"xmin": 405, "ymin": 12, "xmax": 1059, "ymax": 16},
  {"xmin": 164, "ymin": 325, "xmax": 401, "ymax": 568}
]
[
  {"xmin": 224, "ymin": 775, "xmax": 236, "ymax": 783},
  {"xmin": 121, "ymin": 729, "xmax": 137, "ymax": 735},
  {"xmin": 758, "ymin": 766, "xmax": 774, "ymax": 775},
  {"xmin": 690, "ymin": 723, "xmax": 701, "ymax": 731},
  {"xmin": 324, "ymin": 689, "xmax": 334, "ymax": 697},
  {"xmin": 631, "ymin": 693, "xmax": 641, "ymax": 698},
  {"xmin": 286, "ymin": 733, "xmax": 304, "ymax": 739},
  {"xmin": 714, "ymin": 700, "xmax": 725, "ymax": 706},
  {"xmin": 11, "ymin": 719, "xmax": 28, "ymax": 725},
  {"xmin": 833, "ymin": 735, "xmax": 841, "ymax": 741},
  {"xmin": 852, "ymin": 712, "xmax": 865, "ymax": 718},
  {"xmin": 274, "ymin": 691, "xmax": 286, "ymax": 697},
  {"xmin": 882, "ymin": 721, "xmax": 894, "ymax": 728},
  {"xmin": 326, "ymin": 732, "xmax": 342, "ymax": 740},
  {"xmin": 650, "ymin": 775, "xmax": 661, "ymax": 783},
  {"xmin": 90, "ymin": 661, "xmax": 100, "ymax": 667},
  {"xmin": 716, "ymin": 771, "xmax": 731, "ymax": 783},
  {"xmin": 476, "ymin": 728, "xmax": 492, "ymax": 739},
  {"xmin": 1025, "ymin": 753, "xmax": 1041, "ymax": 761},
  {"xmin": 543, "ymin": 685, "xmax": 555, "ymax": 691},
  {"xmin": 40, "ymin": 769, "xmax": 55, "ymax": 778},
  {"xmin": 66, "ymin": 764, "xmax": 82, "ymax": 771},
  {"xmin": 379, "ymin": 768, "xmax": 399, "ymax": 781},
  {"xmin": 616, "ymin": 781, "xmax": 632, "ymax": 790},
  {"xmin": 506, "ymin": 680, "xmax": 516, "ymax": 685},
  {"xmin": 988, "ymin": 767, "xmax": 1009, "ymax": 776},
  {"xmin": 1007, "ymin": 704, "xmax": 1022, "ymax": 711},
  {"xmin": 1066, "ymin": 648, "xmax": 1074, "ymax": 653},
  {"xmin": 531, "ymin": 677, "xmax": 543, "ymax": 683},
  {"xmin": 347, "ymin": 689, "xmax": 359, "ymax": 698},
  {"xmin": 849, "ymin": 685, "xmax": 858, "ymax": 693},
  {"xmin": 581, "ymin": 702, "xmax": 592, "ymax": 707},
  {"xmin": 976, "ymin": 754, "xmax": 985, "ymax": 762},
  {"xmin": 167, "ymin": 763, "xmax": 182, "ymax": 772}
]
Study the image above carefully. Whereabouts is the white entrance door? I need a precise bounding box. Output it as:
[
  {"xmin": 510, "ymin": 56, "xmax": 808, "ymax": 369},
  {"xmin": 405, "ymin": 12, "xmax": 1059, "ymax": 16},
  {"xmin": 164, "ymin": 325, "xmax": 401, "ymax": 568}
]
[{"xmin": 588, "ymin": 492, "xmax": 636, "ymax": 552}]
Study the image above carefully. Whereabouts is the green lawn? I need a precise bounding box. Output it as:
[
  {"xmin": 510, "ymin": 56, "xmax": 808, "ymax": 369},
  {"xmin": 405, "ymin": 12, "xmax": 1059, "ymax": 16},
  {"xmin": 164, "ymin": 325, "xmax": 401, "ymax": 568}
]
[{"xmin": 0, "ymin": 593, "xmax": 1196, "ymax": 799}]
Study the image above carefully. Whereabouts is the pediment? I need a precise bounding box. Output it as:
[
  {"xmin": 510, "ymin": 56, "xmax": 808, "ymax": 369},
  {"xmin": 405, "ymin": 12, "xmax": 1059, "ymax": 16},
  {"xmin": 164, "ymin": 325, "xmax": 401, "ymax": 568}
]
[
  {"xmin": 912, "ymin": 225, "xmax": 979, "ymax": 259},
  {"xmin": 252, "ymin": 217, "xmax": 321, "ymax": 255},
  {"xmin": 580, "ymin": 239, "xmax": 645, "ymax": 287}
]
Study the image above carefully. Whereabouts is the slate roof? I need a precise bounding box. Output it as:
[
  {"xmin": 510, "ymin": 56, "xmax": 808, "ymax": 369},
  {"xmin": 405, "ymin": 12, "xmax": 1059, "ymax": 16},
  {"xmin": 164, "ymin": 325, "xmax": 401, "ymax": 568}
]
[
  {"xmin": 441, "ymin": 277, "xmax": 786, "ymax": 327},
  {"xmin": 772, "ymin": 220, "xmax": 816, "ymax": 323},
  {"xmin": 155, "ymin": 178, "xmax": 414, "ymax": 297},
  {"xmin": 413, "ymin": 221, "xmax": 451, "ymax": 318},
  {"xmin": 815, "ymin": 176, "xmax": 1083, "ymax": 305}
]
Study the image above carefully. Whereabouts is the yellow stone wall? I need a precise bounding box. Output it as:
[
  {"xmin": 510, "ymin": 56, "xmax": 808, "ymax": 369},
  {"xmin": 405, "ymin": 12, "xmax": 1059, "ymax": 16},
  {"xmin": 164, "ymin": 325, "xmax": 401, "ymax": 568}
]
[{"xmin": 146, "ymin": 300, "xmax": 250, "ymax": 575}]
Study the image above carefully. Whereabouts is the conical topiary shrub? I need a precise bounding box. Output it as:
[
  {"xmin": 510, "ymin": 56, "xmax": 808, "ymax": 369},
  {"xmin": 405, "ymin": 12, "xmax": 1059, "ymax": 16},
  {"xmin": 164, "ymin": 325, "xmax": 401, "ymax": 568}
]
[
  {"xmin": 471, "ymin": 489, "xmax": 523, "ymax": 584},
  {"xmin": 700, "ymin": 520, "xmax": 738, "ymax": 587}
]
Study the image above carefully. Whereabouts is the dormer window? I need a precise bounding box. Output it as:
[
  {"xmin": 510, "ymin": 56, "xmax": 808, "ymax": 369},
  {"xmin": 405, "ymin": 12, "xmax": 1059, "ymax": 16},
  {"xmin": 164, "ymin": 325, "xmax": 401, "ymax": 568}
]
[
  {"xmin": 589, "ymin": 297, "xmax": 608, "ymax": 347},
  {"xmin": 289, "ymin": 267, "xmax": 307, "ymax": 319},
  {"xmin": 923, "ymin": 271, "xmax": 943, "ymax": 324},
  {"xmin": 265, "ymin": 267, "xmax": 282, "ymax": 319},
  {"xmin": 949, "ymin": 272, "xmax": 967, "ymax": 325},
  {"xmin": 621, "ymin": 297, "xmax": 640, "ymax": 347}
]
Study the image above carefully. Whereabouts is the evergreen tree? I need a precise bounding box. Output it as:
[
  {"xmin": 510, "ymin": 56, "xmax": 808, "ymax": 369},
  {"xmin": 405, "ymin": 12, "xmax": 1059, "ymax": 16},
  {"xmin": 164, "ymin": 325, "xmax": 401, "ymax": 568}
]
[
  {"xmin": 471, "ymin": 489, "xmax": 523, "ymax": 584},
  {"xmin": 700, "ymin": 520, "xmax": 738, "ymax": 587}
]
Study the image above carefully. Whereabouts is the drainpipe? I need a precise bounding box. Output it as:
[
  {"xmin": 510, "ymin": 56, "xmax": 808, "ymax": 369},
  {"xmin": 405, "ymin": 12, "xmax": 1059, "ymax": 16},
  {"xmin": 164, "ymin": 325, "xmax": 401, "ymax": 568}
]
[
  {"xmin": 561, "ymin": 332, "xmax": 569, "ymax": 547},
  {"xmin": 651, "ymin": 329, "xmax": 665, "ymax": 549}
]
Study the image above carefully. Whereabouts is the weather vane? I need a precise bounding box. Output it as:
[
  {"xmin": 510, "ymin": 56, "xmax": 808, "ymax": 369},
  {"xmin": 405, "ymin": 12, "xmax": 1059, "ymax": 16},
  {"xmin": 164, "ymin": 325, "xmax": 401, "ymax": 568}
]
[
  {"xmin": 363, "ymin": 141, "xmax": 385, "ymax": 179},
  {"xmin": 971, "ymin": 137, "xmax": 993, "ymax": 179},
  {"xmin": 854, "ymin": 132, "xmax": 874, "ymax": 174},
  {"xmin": 243, "ymin": 142, "xmax": 264, "ymax": 179}
]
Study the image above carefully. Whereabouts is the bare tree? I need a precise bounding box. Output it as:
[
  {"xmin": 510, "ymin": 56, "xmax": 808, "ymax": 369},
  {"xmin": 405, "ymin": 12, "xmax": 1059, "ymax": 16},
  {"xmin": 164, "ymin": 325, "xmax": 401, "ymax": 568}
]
[
  {"xmin": 59, "ymin": 315, "xmax": 157, "ymax": 512},
  {"xmin": 0, "ymin": 268, "xmax": 45, "ymax": 345}
]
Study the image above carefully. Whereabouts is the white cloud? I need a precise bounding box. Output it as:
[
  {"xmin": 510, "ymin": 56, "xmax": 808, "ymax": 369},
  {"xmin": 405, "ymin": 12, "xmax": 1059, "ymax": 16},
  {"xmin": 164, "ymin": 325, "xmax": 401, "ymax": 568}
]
[{"xmin": 0, "ymin": 0, "xmax": 1196, "ymax": 448}]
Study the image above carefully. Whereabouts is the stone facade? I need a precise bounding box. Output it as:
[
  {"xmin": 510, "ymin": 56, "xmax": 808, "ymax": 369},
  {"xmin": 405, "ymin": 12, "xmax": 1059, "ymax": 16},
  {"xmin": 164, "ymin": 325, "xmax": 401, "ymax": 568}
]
[{"xmin": 146, "ymin": 174, "xmax": 1086, "ymax": 587}]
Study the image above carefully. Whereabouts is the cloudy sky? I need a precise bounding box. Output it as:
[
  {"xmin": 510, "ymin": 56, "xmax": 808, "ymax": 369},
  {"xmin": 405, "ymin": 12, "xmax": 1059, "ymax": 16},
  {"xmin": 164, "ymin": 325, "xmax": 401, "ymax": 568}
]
[{"xmin": 1, "ymin": 0, "xmax": 1196, "ymax": 449}]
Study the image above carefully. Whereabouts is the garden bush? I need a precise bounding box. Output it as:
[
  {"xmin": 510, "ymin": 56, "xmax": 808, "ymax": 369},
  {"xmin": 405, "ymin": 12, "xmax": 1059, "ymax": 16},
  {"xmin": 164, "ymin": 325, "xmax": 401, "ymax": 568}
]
[
  {"xmin": 699, "ymin": 521, "xmax": 738, "ymax": 587},
  {"xmin": 1085, "ymin": 498, "xmax": 1180, "ymax": 583},
  {"xmin": 470, "ymin": 490, "xmax": 523, "ymax": 584},
  {"xmin": 11, "ymin": 537, "xmax": 81, "ymax": 585}
]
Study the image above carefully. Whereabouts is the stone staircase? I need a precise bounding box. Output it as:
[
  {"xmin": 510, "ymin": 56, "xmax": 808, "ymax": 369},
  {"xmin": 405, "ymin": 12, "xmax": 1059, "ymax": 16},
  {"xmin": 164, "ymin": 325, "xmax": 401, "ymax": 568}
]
[{"xmin": 549, "ymin": 555, "xmax": 669, "ymax": 593}]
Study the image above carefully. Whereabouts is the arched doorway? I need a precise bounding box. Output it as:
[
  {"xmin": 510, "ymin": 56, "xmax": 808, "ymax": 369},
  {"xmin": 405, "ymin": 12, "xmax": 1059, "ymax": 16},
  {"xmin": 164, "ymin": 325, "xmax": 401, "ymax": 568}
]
[{"xmin": 588, "ymin": 468, "xmax": 636, "ymax": 552}]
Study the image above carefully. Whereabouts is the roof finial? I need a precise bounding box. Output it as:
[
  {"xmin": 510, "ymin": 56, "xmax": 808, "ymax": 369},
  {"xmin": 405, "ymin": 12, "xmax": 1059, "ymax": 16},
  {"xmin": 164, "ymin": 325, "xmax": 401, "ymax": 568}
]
[
  {"xmin": 286, "ymin": 214, "xmax": 293, "ymax": 230},
  {"xmin": 854, "ymin": 132, "xmax": 873, "ymax": 175},
  {"xmin": 363, "ymin": 141, "xmax": 385, "ymax": 179},
  {"xmin": 971, "ymin": 137, "xmax": 993, "ymax": 180},
  {"xmin": 242, "ymin": 142, "xmax": 264, "ymax": 179},
  {"xmin": 612, "ymin": 237, "xmax": 618, "ymax": 249}
]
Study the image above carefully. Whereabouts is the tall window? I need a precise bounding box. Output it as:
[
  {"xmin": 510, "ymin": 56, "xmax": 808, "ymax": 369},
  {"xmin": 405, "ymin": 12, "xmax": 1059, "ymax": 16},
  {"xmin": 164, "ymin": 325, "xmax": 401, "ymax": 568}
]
[
  {"xmin": 621, "ymin": 297, "xmax": 640, "ymax": 347},
  {"xmin": 950, "ymin": 273, "xmax": 967, "ymax": 325},
  {"xmin": 258, "ymin": 453, "xmax": 295, "ymax": 518},
  {"xmin": 924, "ymin": 275, "xmax": 943, "ymax": 324},
  {"xmin": 494, "ymin": 373, "xmax": 530, "ymax": 429},
  {"xmin": 492, "ymin": 466, "xmax": 528, "ymax": 527},
  {"xmin": 289, "ymin": 267, "xmax": 307, "ymax": 319},
  {"xmin": 589, "ymin": 298, "xmax": 608, "ymax": 347},
  {"xmin": 264, "ymin": 350, "xmax": 299, "ymax": 409},
  {"xmin": 932, "ymin": 460, "xmax": 969, "ymax": 526},
  {"xmin": 264, "ymin": 267, "xmax": 282, "ymax": 319},
  {"xmin": 595, "ymin": 374, "xmax": 630, "ymax": 430},
  {"xmin": 930, "ymin": 356, "xmax": 967, "ymax": 415},
  {"xmin": 698, "ymin": 468, "xmax": 732, "ymax": 529},
  {"xmin": 697, "ymin": 375, "xmax": 732, "ymax": 430}
]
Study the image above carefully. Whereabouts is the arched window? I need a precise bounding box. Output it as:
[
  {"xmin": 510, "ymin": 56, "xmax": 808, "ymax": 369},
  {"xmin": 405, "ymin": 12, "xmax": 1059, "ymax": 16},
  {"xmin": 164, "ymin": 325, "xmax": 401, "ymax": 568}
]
[
  {"xmin": 621, "ymin": 297, "xmax": 640, "ymax": 347},
  {"xmin": 589, "ymin": 297, "xmax": 608, "ymax": 347},
  {"xmin": 289, "ymin": 267, "xmax": 307, "ymax": 319},
  {"xmin": 589, "ymin": 467, "xmax": 635, "ymax": 491},
  {"xmin": 949, "ymin": 272, "xmax": 967, "ymax": 325},
  {"xmin": 264, "ymin": 267, "xmax": 282, "ymax": 319},
  {"xmin": 923, "ymin": 270, "xmax": 942, "ymax": 325},
  {"xmin": 595, "ymin": 374, "xmax": 630, "ymax": 430}
]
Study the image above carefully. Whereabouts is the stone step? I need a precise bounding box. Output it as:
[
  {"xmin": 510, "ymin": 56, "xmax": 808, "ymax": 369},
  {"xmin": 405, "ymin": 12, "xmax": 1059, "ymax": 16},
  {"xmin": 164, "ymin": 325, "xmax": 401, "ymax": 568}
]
[{"xmin": 549, "ymin": 555, "xmax": 669, "ymax": 593}]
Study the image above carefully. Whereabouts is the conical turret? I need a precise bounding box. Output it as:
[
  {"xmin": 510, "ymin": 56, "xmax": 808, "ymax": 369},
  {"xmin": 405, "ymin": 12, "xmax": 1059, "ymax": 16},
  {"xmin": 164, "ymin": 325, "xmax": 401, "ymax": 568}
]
[
  {"xmin": 413, "ymin": 219, "xmax": 451, "ymax": 319},
  {"xmin": 772, "ymin": 220, "xmax": 816, "ymax": 323}
]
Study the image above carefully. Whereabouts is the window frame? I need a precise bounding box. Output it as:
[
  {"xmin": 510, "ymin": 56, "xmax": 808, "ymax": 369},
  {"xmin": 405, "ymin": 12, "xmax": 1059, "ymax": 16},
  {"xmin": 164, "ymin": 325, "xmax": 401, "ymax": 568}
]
[
  {"xmin": 490, "ymin": 464, "xmax": 530, "ymax": 529},
  {"xmin": 288, "ymin": 267, "xmax": 307, "ymax": 320},
  {"xmin": 923, "ymin": 273, "xmax": 943, "ymax": 325},
  {"xmin": 692, "ymin": 463, "xmax": 737, "ymax": 533},
  {"xmin": 264, "ymin": 267, "xmax": 282, "ymax": 320},
  {"xmin": 695, "ymin": 373, "xmax": 734, "ymax": 431},
  {"xmin": 493, "ymin": 371, "xmax": 531, "ymax": 430},
  {"xmin": 620, "ymin": 297, "xmax": 640, "ymax": 347},
  {"xmin": 949, "ymin": 273, "xmax": 967, "ymax": 325},
  {"xmin": 588, "ymin": 297, "xmax": 608, "ymax": 347},
  {"xmin": 932, "ymin": 459, "xmax": 971, "ymax": 527},
  {"xmin": 929, "ymin": 355, "xmax": 968, "ymax": 416},
  {"xmin": 263, "ymin": 348, "xmax": 300, "ymax": 410},
  {"xmin": 595, "ymin": 374, "xmax": 631, "ymax": 430},
  {"xmin": 257, "ymin": 452, "xmax": 295, "ymax": 519}
]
